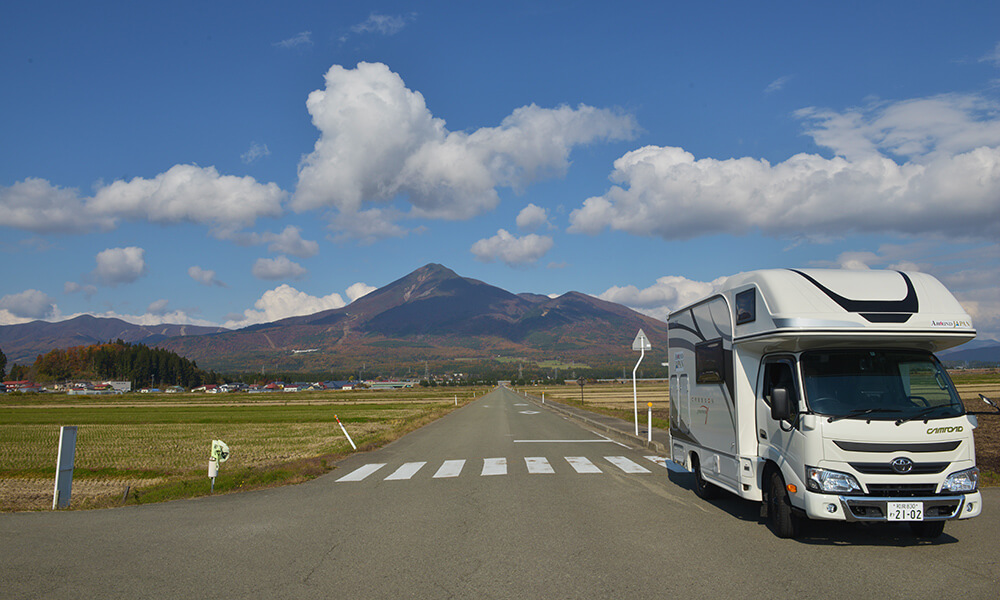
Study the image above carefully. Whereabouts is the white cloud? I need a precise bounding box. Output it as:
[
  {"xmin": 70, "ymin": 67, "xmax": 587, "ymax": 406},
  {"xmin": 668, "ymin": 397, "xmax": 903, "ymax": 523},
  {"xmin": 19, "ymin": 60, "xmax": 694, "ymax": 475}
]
[
  {"xmin": 980, "ymin": 41, "xmax": 1000, "ymax": 67},
  {"xmin": 188, "ymin": 265, "xmax": 226, "ymax": 287},
  {"xmin": 0, "ymin": 178, "xmax": 114, "ymax": 234},
  {"xmin": 293, "ymin": 62, "xmax": 637, "ymax": 233},
  {"xmin": 598, "ymin": 275, "xmax": 728, "ymax": 321},
  {"xmin": 764, "ymin": 75, "xmax": 792, "ymax": 94},
  {"xmin": 89, "ymin": 164, "xmax": 285, "ymax": 235},
  {"xmin": 274, "ymin": 31, "xmax": 312, "ymax": 49},
  {"xmin": 516, "ymin": 203, "xmax": 550, "ymax": 231},
  {"xmin": 571, "ymin": 93, "xmax": 1000, "ymax": 243},
  {"xmin": 64, "ymin": 281, "xmax": 97, "ymax": 297},
  {"xmin": 471, "ymin": 229, "xmax": 554, "ymax": 266},
  {"xmin": 224, "ymin": 284, "xmax": 347, "ymax": 329},
  {"xmin": 346, "ymin": 282, "xmax": 377, "ymax": 302},
  {"xmin": 92, "ymin": 247, "xmax": 147, "ymax": 286},
  {"xmin": 261, "ymin": 225, "xmax": 319, "ymax": 257},
  {"xmin": 147, "ymin": 299, "xmax": 170, "ymax": 316},
  {"xmin": 0, "ymin": 289, "xmax": 56, "ymax": 320},
  {"xmin": 329, "ymin": 208, "xmax": 408, "ymax": 244},
  {"xmin": 350, "ymin": 13, "xmax": 411, "ymax": 36},
  {"xmin": 241, "ymin": 142, "xmax": 271, "ymax": 164},
  {"xmin": 252, "ymin": 255, "xmax": 307, "ymax": 280}
]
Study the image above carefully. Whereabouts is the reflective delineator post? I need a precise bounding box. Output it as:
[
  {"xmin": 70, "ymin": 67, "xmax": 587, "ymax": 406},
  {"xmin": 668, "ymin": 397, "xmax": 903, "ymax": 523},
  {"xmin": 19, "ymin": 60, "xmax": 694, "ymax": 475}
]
[
  {"xmin": 336, "ymin": 415, "xmax": 357, "ymax": 450},
  {"xmin": 648, "ymin": 402, "xmax": 653, "ymax": 443}
]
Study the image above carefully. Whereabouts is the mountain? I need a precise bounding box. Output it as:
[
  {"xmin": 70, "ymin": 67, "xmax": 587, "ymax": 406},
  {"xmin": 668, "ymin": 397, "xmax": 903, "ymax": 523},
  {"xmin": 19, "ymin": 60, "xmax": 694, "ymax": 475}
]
[
  {"xmin": 158, "ymin": 264, "xmax": 671, "ymax": 372},
  {"xmin": 938, "ymin": 339, "xmax": 1000, "ymax": 366},
  {"xmin": 0, "ymin": 315, "xmax": 228, "ymax": 365}
]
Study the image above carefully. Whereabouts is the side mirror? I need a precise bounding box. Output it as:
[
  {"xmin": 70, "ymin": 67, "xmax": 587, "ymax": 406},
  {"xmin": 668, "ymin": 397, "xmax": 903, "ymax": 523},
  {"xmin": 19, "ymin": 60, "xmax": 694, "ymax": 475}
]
[{"xmin": 770, "ymin": 386, "xmax": 796, "ymax": 422}]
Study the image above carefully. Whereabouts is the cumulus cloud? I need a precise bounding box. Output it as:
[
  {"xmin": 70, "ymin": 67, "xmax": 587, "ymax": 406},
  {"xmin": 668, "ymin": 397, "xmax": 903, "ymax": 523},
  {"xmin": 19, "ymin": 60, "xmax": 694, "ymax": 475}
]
[
  {"xmin": 293, "ymin": 62, "xmax": 637, "ymax": 235},
  {"xmin": 252, "ymin": 255, "xmax": 307, "ymax": 280},
  {"xmin": 2, "ymin": 165, "xmax": 286, "ymax": 237},
  {"xmin": 274, "ymin": 31, "xmax": 312, "ymax": 49},
  {"xmin": 224, "ymin": 284, "xmax": 347, "ymax": 329},
  {"xmin": 0, "ymin": 179, "xmax": 114, "ymax": 234},
  {"xmin": 188, "ymin": 266, "xmax": 226, "ymax": 287},
  {"xmin": 89, "ymin": 164, "xmax": 285, "ymax": 235},
  {"xmin": 0, "ymin": 289, "xmax": 57, "ymax": 320},
  {"xmin": 516, "ymin": 203, "xmax": 551, "ymax": 231},
  {"xmin": 570, "ymin": 93, "xmax": 1000, "ymax": 243},
  {"xmin": 471, "ymin": 229, "xmax": 554, "ymax": 266},
  {"xmin": 346, "ymin": 282, "xmax": 377, "ymax": 302},
  {"xmin": 92, "ymin": 247, "xmax": 147, "ymax": 286},
  {"xmin": 260, "ymin": 225, "xmax": 319, "ymax": 257},
  {"xmin": 147, "ymin": 299, "xmax": 170, "ymax": 316},
  {"xmin": 598, "ymin": 275, "xmax": 729, "ymax": 321}
]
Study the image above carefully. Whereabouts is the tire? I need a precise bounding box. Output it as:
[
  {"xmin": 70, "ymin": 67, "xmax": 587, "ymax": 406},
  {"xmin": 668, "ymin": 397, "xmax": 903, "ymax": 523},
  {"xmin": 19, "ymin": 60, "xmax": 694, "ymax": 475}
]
[
  {"xmin": 766, "ymin": 470, "xmax": 801, "ymax": 539},
  {"xmin": 691, "ymin": 454, "xmax": 720, "ymax": 500},
  {"xmin": 909, "ymin": 520, "xmax": 945, "ymax": 539}
]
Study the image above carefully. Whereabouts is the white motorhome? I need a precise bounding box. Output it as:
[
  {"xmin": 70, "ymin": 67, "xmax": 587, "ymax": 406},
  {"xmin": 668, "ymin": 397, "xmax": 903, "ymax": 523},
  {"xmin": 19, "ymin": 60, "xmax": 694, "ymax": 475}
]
[{"xmin": 668, "ymin": 268, "xmax": 981, "ymax": 538}]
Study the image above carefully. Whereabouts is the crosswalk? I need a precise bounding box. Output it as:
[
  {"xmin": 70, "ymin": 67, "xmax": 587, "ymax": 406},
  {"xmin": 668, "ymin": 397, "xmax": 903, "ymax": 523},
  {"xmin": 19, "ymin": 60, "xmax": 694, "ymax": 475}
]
[{"xmin": 336, "ymin": 455, "xmax": 677, "ymax": 482}]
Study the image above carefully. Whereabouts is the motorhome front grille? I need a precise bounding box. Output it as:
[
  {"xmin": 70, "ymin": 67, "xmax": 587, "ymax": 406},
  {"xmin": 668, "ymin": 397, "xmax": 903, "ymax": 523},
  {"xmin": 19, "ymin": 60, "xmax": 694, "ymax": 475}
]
[
  {"xmin": 864, "ymin": 483, "xmax": 938, "ymax": 496},
  {"xmin": 834, "ymin": 440, "xmax": 960, "ymax": 453},
  {"xmin": 849, "ymin": 462, "xmax": 948, "ymax": 475}
]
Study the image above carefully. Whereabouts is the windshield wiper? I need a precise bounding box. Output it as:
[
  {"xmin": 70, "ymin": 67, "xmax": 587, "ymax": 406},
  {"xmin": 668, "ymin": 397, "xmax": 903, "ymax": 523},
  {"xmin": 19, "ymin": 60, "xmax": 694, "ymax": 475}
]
[
  {"xmin": 827, "ymin": 408, "xmax": 901, "ymax": 423},
  {"xmin": 894, "ymin": 405, "xmax": 955, "ymax": 426}
]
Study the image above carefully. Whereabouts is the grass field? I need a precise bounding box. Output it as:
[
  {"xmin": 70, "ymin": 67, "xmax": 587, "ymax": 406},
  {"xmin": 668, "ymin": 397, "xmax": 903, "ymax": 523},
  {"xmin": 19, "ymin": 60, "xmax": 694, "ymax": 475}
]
[{"xmin": 0, "ymin": 388, "xmax": 488, "ymax": 511}]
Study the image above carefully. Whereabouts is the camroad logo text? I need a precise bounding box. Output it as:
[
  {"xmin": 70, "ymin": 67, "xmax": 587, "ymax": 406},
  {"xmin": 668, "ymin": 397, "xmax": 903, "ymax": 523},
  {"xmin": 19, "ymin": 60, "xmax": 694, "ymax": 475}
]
[{"xmin": 927, "ymin": 426, "xmax": 963, "ymax": 434}]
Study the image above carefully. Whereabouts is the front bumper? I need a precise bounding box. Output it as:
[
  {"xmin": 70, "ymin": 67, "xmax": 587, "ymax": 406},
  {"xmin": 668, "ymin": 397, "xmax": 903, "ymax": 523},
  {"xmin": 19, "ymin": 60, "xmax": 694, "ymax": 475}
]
[{"xmin": 801, "ymin": 490, "xmax": 982, "ymax": 521}]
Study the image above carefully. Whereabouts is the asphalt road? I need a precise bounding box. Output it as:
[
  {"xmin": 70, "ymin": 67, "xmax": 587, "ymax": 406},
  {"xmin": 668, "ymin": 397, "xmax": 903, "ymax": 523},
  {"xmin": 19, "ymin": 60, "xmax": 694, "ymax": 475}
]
[{"xmin": 2, "ymin": 387, "xmax": 998, "ymax": 599}]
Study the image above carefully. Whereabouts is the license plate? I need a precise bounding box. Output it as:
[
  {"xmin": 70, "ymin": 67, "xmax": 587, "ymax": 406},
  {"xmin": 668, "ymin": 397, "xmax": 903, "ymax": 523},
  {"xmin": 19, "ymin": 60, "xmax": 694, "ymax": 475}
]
[{"xmin": 887, "ymin": 501, "xmax": 924, "ymax": 521}]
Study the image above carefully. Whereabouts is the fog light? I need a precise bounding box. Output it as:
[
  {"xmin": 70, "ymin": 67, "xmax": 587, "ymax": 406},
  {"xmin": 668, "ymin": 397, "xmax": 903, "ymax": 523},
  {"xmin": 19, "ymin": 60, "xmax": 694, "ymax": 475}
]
[
  {"xmin": 826, "ymin": 503, "xmax": 838, "ymax": 514},
  {"xmin": 967, "ymin": 502, "xmax": 975, "ymax": 512}
]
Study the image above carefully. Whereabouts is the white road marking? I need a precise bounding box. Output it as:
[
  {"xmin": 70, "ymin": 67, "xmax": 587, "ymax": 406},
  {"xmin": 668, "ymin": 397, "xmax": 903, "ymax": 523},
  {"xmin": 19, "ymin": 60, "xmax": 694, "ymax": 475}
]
[
  {"xmin": 565, "ymin": 456, "xmax": 602, "ymax": 474},
  {"xmin": 518, "ymin": 410, "xmax": 540, "ymax": 414},
  {"xmin": 336, "ymin": 463, "xmax": 386, "ymax": 482},
  {"xmin": 644, "ymin": 455, "xmax": 689, "ymax": 473},
  {"xmin": 482, "ymin": 458, "xmax": 507, "ymax": 476},
  {"xmin": 433, "ymin": 460, "xmax": 466, "ymax": 478},
  {"xmin": 514, "ymin": 439, "xmax": 615, "ymax": 443},
  {"xmin": 384, "ymin": 462, "xmax": 426, "ymax": 481},
  {"xmin": 525, "ymin": 457, "xmax": 555, "ymax": 474},
  {"xmin": 605, "ymin": 456, "xmax": 651, "ymax": 474}
]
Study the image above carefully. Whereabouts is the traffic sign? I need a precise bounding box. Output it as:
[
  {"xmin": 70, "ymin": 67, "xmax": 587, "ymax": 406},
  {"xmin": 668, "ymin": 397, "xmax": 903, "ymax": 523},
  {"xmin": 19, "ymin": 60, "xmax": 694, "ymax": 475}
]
[{"xmin": 632, "ymin": 329, "xmax": 652, "ymax": 351}]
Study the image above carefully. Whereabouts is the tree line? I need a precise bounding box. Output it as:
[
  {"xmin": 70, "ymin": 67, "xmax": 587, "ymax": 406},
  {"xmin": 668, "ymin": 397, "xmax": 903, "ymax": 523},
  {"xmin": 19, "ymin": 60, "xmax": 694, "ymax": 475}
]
[{"xmin": 26, "ymin": 340, "xmax": 222, "ymax": 388}]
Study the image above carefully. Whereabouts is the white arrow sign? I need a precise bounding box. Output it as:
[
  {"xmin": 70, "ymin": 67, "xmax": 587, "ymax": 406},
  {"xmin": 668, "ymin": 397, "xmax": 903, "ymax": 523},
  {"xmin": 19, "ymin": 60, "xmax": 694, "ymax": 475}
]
[{"xmin": 632, "ymin": 329, "xmax": 652, "ymax": 351}]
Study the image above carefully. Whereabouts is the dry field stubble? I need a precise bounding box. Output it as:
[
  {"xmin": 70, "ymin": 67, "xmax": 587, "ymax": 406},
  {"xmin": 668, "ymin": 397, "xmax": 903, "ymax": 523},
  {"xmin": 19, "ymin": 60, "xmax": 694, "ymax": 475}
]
[{"xmin": 1, "ymin": 391, "xmax": 474, "ymax": 511}]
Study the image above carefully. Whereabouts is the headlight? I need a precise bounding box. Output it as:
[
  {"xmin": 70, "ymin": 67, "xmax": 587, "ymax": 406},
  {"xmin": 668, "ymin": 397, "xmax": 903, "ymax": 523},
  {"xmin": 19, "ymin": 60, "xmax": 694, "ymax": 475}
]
[
  {"xmin": 806, "ymin": 467, "xmax": 862, "ymax": 494},
  {"xmin": 943, "ymin": 467, "xmax": 979, "ymax": 493}
]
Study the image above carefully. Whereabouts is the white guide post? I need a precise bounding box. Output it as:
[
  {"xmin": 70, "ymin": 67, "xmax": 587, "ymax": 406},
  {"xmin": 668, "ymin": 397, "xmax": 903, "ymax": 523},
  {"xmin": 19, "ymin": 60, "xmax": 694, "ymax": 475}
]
[
  {"xmin": 648, "ymin": 402, "xmax": 653, "ymax": 443},
  {"xmin": 53, "ymin": 425, "xmax": 78, "ymax": 510},
  {"xmin": 632, "ymin": 329, "xmax": 652, "ymax": 437},
  {"xmin": 336, "ymin": 415, "xmax": 357, "ymax": 450}
]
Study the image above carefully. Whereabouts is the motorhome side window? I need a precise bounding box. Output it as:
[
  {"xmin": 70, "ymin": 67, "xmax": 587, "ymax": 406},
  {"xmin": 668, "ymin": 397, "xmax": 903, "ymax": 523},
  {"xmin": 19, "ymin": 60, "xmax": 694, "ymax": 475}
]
[
  {"xmin": 735, "ymin": 289, "xmax": 755, "ymax": 325},
  {"xmin": 762, "ymin": 360, "xmax": 796, "ymax": 407},
  {"xmin": 695, "ymin": 339, "xmax": 726, "ymax": 384}
]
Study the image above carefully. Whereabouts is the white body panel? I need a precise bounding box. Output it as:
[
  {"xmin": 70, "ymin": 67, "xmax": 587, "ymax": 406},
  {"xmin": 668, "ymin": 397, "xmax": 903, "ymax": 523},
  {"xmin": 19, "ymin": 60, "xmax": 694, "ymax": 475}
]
[{"xmin": 669, "ymin": 269, "xmax": 981, "ymax": 525}]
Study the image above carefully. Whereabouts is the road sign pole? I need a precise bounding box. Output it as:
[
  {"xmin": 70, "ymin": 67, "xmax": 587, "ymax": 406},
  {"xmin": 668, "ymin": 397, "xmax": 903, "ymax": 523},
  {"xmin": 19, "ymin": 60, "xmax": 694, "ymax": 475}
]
[
  {"xmin": 631, "ymin": 329, "xmax": 651, "ymax": 437},
  {"xmin": 633, "ymin": 347, "xmax": 644, "ymax": 436}
]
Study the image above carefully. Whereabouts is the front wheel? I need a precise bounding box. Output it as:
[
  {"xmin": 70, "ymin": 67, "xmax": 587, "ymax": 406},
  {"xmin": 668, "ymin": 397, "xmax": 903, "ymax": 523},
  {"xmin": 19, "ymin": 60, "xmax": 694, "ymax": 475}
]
[
  {"xmin": 909, "ymin": 520, "xmax": 945, "ymax": 539},
  {"xmin": 692, "ymin": 454, "xmax": 720, "ymax": 500},
  {"xmin": 766, "ymin": 470, "xmax": 801, "ymax": 539}
]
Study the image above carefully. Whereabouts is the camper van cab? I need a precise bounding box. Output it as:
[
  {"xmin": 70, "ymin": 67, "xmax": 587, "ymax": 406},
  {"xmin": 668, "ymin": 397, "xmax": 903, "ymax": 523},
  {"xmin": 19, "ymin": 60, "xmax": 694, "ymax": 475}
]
[{"xmin": 668, "ymin": 269, "xmax": 981, "ymax": 538}]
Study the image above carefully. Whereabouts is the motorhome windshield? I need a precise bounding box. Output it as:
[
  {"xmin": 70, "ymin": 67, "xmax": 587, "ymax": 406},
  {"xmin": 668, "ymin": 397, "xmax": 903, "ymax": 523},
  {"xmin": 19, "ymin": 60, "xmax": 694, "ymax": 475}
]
[{"xmin": 800, "ymin": 350, "xmax": 964, "ymax": 422}]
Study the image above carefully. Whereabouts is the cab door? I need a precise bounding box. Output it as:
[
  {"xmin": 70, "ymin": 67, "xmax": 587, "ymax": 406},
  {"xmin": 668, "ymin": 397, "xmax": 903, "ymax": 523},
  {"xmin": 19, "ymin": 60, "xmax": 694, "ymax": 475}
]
[{"xmin": 756, "ymin": 356, "xmax": 807, "ymax": 478}]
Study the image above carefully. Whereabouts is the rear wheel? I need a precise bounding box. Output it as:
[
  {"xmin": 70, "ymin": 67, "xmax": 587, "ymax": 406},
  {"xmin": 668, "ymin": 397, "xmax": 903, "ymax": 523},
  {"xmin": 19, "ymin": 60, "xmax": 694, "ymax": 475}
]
[
  {"xmin": 691, "ymin": 454, "xmax": 720, "ymax": 500},
  {"xmin": 766, "ymin": 470, "xmax": 800, "ymax": 539},
  {"xmin": 909, "ymin": 520, "xmax": 945, "ymax": 539}
]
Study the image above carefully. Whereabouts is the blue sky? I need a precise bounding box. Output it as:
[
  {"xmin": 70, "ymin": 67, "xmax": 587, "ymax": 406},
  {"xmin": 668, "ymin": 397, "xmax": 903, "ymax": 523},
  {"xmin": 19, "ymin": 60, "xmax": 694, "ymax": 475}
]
[{"xmin": 2, "ymin": 1, "xmax": 999, "ymax": 343}]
